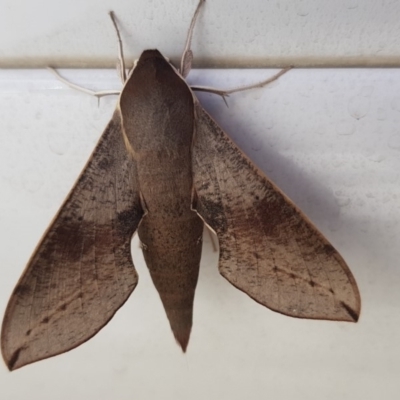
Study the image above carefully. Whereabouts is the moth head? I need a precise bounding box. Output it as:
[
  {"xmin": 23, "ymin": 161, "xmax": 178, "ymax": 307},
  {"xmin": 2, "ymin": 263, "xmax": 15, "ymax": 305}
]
[{"xmin": 125, "ymin": 50, "xmax": 180, "ymax": 82}]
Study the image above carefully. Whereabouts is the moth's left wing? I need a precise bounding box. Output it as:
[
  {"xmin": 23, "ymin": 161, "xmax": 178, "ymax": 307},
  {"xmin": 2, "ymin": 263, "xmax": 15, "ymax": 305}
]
[
  {"xmin": 192, "ymin": 103, "xmax": 360, "ymax": 322},
  {"xmin": 1, "ymin": 111, "xmax": 144, "ymax": 370}
]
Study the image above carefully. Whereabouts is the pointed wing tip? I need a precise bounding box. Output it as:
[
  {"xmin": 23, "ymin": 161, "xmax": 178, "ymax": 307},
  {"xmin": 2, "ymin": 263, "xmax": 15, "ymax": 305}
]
[
  {"xmin": 5, "ymin": 356, "xmax": 39, "ymax": 371},
  {"xmin": 7, "ymin": 361, "xmax": 20, "ymax": 372},
  {"xmin": 1, "ymin": 338, "xmax": 39, "ymax": 371},
  {"xmin": 339, "ymin": 300, "xmax": 361, "ymax": 323},
  {"xmin": 3, "ymin": 347, "xmax": 25, "ymax": 371}
]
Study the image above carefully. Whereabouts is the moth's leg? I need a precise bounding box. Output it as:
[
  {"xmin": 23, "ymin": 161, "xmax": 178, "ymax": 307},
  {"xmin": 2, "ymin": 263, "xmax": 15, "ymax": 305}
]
[
  {"xmin": 180, "ymin": 0, "xmax": 206, "ymax": 78},
  {"xmin": 109, "ymin": 11, "xmax": 127, "ymax": 83},
  {"xmin": 47, "ymin": 68, "xmax": 121, "ymax": 98},
  {"xmin": 191, "ymin": 67, "xmax": 292, "ymax": 98}
]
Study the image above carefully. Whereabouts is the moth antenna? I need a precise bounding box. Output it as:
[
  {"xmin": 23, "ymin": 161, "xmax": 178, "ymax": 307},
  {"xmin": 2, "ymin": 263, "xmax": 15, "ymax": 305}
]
[
  {"xmin": 180, "ymin": 0, "xmax": 206, "ymax": 78},
  {"xmin": 109, "ymin": 11, "xmax": 127, "ymax": 83}
]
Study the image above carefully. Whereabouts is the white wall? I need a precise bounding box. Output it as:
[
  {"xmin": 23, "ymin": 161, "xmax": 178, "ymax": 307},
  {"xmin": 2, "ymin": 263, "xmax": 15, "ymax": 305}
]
[
  {"xmin": 0, "ymin": 0, "xmax": 400, "ymax": 399},
  {"xmin": 0, "ymin": 0, "xmax": 400, "ymax": 67}
]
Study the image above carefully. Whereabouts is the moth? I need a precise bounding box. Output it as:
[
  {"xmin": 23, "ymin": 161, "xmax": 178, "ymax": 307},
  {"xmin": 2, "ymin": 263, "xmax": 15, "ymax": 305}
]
[{"xmin": 1, "ymin": 0, "xmax": 360, "ymax": 371}]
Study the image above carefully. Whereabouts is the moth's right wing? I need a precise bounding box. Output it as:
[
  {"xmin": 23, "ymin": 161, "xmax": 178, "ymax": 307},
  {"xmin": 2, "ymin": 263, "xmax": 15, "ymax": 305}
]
[
  {"xmin": 1, "ymin": 110, "xmax": 144, "ymax": 370},
  {"xmin": 192, "ymin": 103, "xmax": 360, "ymax": 323}
]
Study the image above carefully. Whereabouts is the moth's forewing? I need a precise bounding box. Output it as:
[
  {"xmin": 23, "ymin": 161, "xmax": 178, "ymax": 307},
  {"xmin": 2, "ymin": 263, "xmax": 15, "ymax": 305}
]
[{"xmin": 1, "ymin": 112, "xmax": 144, "ymax": 370}]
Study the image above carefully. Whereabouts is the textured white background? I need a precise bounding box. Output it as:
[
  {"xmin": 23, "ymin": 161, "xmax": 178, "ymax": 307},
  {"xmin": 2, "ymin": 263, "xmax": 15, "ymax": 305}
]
[
  {"xmin": 1, "ymin": 0, "xmax": 400, "ymax": 399},
  {"xmin": 0, "ymin": 0, "xmax": 400, "ymax": 67},
  {"xmin": 0, "ymin": 68, "xmax": 399, "ymax": 399}
]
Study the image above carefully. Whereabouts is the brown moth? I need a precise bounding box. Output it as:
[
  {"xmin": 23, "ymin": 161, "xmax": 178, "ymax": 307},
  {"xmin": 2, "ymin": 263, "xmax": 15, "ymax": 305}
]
[{"xmin": 1, "ymin": 0, "xmax": 360, "ymax": 371}]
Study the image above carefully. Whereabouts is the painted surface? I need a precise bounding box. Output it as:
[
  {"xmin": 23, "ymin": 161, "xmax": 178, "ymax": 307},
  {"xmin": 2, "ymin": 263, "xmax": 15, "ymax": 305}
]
[
  {"xmin": 0, "ymin": 68, "xmax": 399, "ymax": 398},
  {"xmin": 1, "ymin": 0, "xmax": 400, "ymax": 67}
]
